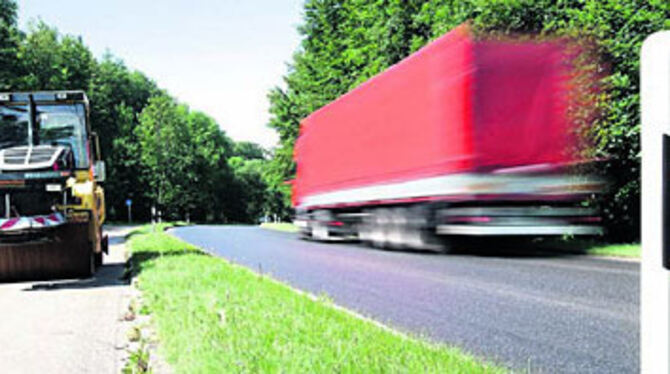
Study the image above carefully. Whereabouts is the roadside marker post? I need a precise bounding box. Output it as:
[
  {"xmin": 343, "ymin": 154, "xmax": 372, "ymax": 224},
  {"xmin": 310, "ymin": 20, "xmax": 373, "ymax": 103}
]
[
  {"xmin": 126, "ymin": 198, "xmax": 132, "ymax": 224},
  {"xmin": 641, "ymin": 30, "xmax": 670, "ymax": 374},
  {"xmin": 151, "ymin": 205, "xmax": 156, "ymax": 232}
]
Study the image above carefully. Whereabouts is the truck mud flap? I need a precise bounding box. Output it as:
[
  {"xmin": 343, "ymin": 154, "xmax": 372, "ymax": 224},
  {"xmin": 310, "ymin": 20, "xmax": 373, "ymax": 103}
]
[{"xmin": 0, "ymin": 223, "xmax": 92, "ymax": 282}]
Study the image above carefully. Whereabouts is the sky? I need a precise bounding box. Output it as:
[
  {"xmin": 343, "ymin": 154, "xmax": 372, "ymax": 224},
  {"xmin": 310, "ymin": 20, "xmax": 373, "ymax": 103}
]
[{"xmin": 18, "ymin": 0, "xmax": 305, "ymax": 149}]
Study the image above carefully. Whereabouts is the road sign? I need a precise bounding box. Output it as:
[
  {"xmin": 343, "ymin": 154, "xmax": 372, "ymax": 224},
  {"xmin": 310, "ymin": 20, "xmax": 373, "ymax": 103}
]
[{"xmin": 641, "ymin": 30, "xmax": 670, "ymax": 374}]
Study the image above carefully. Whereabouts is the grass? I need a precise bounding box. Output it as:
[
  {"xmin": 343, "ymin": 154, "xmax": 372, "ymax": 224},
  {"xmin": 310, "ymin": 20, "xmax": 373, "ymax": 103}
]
[
  {"xmin": 260, "ymin": 222, "xmax": 299, "ymax": 233},
  {"xmin": 127, "ymin": 224, "xmax": 503, "ymax": 374},
  {"xmin": 586, "ymin": 243, "xmax": 640, "ymax": 258},
  {"xmin": 123, "ymin": 341, "xmax": 150, "ymax": 374}
]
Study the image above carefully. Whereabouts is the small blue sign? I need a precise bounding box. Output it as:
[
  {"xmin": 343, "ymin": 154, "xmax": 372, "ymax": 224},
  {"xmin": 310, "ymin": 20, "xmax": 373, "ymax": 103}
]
[{"xmin": 125, "ymin": 199, "xmax": 132, "ymax": 207}]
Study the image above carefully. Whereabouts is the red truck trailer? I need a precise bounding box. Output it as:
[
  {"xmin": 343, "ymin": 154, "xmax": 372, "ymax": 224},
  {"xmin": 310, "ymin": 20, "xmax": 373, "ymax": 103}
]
[{"xmin": 293, "ymin": 24, "xmax": 603, "ymax": 250}]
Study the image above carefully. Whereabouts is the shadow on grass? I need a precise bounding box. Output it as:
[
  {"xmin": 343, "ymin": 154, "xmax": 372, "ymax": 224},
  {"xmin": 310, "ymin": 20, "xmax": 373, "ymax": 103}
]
[
  {"xmin": 129, "ymin": 249, "xmax": 208, "ymax": 276},
  {"xmin": 123, "ymin": 221, "xmax": 191, "ymax": 240},
  {"xmin": 24, "ymin": 262, "xmax": 129, "ymax": 291}
]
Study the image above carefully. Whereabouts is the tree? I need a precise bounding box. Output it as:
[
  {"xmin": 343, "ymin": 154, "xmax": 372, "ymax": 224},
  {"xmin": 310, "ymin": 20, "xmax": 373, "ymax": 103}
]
[
  {"xmin": 0, "ymin": 0, "xmax": 18, "ymax": 90},
  {"xmin": 233, "ymin": 141, "xmax": 266, "ymax": 160},
  {"xmin": 184, "ymin": 110, "xmax": 235, "ymax": 222},
  {"xmin": 226, "ymin": 157, "xmax": 264, "ymax": 222},
  {"xmin": 15, "ymin": 21, "xmax": 94, "ymax": 91},
  {"xmin": 136, "ymin": 97, "xmax": 241, "ymax": 222},
  {"xmin": 136, "ymin": 95, "xmax": 193, "ymax": 219},
  {"xmin": 88, "ymin": 54, "xmax": 161, "ymax": 219}
]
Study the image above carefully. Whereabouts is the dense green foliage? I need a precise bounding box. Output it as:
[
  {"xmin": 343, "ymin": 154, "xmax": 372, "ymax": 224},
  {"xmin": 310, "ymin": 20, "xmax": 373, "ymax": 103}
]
[
  {"xmin": 268, "ymin": 0, "xmax": 670, "ymax": 241},
  {"xmin": 0, "ymin": 0, "xmax": 18, "ymax": 90},
  {"xmin": 0, "ymin": 0, "xmax": 281, "ymax": 223}
]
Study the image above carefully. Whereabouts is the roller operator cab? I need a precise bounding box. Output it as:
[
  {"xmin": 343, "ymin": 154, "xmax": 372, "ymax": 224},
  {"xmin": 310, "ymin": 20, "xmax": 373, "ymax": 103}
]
[{"xmin": 0, "ymin": 91, "xmax": 107, "ymax": 281}]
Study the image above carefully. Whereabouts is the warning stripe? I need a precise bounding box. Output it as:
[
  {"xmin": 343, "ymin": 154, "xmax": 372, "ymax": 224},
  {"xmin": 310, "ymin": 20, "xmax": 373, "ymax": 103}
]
[
  {"xmin": 0, "ymin": 213, "xmax": 65, "ymax": 232},
  {"xmin": 1, "ymin": 218, "xmax": 19, "ymax": 230}
]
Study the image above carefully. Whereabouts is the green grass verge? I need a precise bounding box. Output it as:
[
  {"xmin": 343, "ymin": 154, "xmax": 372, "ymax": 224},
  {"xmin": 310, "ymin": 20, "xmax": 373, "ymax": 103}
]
[
  {"xmin": 260, "ymin": 222, "xmax": 299, "ymax": 233},
  {"xmin": 586, "ymin": 243, "xmax": 640, "ymax": 258},
  {"xmin": 128, "ymin": 224, "xmax": 503, "ymax": 373}
]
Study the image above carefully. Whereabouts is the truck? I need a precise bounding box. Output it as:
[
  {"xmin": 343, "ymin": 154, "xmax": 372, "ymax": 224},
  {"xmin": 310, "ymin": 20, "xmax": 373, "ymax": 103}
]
[
  {"xmin": 0, "ymin": 91, "xmax": 107, "ymax": 281},
  {"xmin": 293, "ymin": 24, "xmax": 603, "ymax": 251}
]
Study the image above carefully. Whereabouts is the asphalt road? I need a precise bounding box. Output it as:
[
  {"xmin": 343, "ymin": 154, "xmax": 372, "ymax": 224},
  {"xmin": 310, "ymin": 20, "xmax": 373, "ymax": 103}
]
[
  {"xmin": 172, "ymin": 225, "xmax": 639, "ymax": 374},
  {"xmin": 0, "ymin": 226, "xmax": 133, "ymax": 374}
]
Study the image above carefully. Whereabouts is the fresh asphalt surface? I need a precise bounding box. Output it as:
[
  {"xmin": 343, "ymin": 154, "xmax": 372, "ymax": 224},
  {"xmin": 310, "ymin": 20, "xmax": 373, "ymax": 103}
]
[{"xmin": 172, "ymin": 226, "xmax": 639, "ymax": 373}]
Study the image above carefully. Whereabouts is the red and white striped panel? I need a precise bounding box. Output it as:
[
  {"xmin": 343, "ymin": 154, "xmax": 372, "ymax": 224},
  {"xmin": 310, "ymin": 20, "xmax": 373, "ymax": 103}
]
[{"xmin": 0, "ymin": 213, "xmax": 65, "ymax": 232}]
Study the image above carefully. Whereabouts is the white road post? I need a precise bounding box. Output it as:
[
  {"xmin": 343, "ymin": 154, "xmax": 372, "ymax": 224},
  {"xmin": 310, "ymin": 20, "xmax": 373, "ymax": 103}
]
[{"xmin": 641, "ymin": 31, "xmax": 670, "ymax": 374}]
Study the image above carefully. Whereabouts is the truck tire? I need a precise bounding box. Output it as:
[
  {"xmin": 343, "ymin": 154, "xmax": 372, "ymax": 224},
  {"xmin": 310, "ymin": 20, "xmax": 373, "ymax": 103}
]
[
  {"xmin": 360, "ymin": 206, "xmax": 450, "ymax": 253},
  {"xmin": 372, "ymin": 209, "xmax": 392, "ymax": 248},
  {"xmin": 311, "ymin": 210, "xmax": 333, "ymax": 241},
  {"xmin": 358, "ymin": 210, "xmax": 375, "ymax": 244},
  {"xmin": 387, "ymin": 208, "xmax": 410, "ymax": 249},
  {"xmin": 406, "ymin": 205, "xmax": 451, "ymax": 253},
  {"xmin": 298, "ymin": 228, "xmax": 312, "ymax": 240},
  {"xmin": 312, "ymin": 222, "xmax": 329, "ymax": 241}
]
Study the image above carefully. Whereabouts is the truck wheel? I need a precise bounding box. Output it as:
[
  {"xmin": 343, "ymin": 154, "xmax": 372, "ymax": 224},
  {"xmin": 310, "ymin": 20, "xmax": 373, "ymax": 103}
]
[
  {"xmin": 312, "ymin": 210, "xmax": 333, "ymax": 241},
  {"xmin": 298, "ymin": 228, "xmax": 312, "ymax": 240},
  {"xmin": 372, "ymin": 209, "xmax": 392, "ymax": 249},
  {"xmin": 387, "ymin": 208, "xmax": 409, "ymax": 250},
  {"xmin": 358, "ymin": 210, "xmax": 375, "ymax": 244},
  {"xmin": 312, "ymin": 222, "xmax": 329, "ymax": 241},
  {"xmin": 404, "ymin": 205, "xmax": 451, "ymax": 253},
  {"xmin": 410, "ymin": 227, "xmax": 451, "ymax": 253}
]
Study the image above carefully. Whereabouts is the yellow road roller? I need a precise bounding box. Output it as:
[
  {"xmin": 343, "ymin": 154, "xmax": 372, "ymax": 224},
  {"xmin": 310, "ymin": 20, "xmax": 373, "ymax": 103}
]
[{"xmin": 0, "ymin": 91, "xmax": 107, "ymax": 281}]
